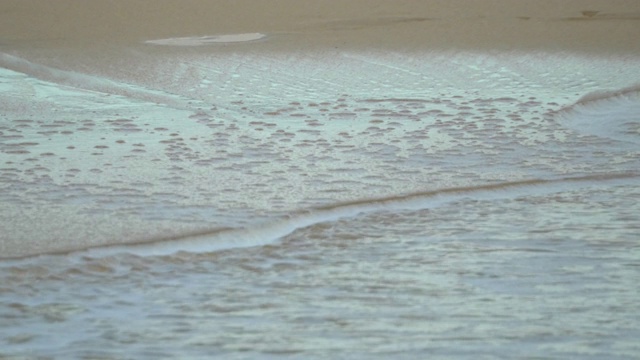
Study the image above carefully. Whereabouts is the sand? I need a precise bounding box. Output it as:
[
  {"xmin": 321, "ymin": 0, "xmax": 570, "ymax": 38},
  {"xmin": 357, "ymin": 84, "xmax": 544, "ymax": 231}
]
[{"xmin": 1, "ymin": 0, "xmax": 639, "ymax": 53}]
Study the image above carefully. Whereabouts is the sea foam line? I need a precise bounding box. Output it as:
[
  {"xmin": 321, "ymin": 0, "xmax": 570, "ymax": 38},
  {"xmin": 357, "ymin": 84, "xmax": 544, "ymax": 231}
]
[{"xmin": 68, "ymin": 172, "xmax": 638, "ymax": 259}]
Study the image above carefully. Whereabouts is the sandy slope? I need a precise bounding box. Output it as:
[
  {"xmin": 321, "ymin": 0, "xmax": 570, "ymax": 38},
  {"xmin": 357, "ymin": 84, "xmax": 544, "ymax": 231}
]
[{"xmin": 0, "ymin": 0, "xmax": 639, "ymax": 53}]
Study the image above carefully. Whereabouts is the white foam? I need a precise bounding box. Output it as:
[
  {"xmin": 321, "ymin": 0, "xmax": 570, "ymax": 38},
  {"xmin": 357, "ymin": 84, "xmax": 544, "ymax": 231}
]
[{"xmin": 145, "ymin": 33, "xmax": 266, "ymax": 46}]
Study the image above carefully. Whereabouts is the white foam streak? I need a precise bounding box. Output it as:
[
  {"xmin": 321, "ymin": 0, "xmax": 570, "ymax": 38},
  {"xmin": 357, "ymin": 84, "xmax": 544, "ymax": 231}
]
[{"xmin": 145, "ymin": 33, "xmax": 266, "ymax": 46}]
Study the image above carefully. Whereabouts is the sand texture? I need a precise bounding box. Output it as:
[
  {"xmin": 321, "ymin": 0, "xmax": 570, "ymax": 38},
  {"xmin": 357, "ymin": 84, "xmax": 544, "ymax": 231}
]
[{"xmin": 1, "ymin": 0, "xmax": 639, "ymax": 53}]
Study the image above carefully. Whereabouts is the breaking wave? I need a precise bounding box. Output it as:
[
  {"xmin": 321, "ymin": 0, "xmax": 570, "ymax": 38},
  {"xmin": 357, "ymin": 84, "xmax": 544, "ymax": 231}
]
[
  {"xmin": 555, "ymin": 85, "xmax": 640, "ymax": 144},
  {"xmin": 3, "ymin": 173, "xmax": 636, "ymax": 261}
]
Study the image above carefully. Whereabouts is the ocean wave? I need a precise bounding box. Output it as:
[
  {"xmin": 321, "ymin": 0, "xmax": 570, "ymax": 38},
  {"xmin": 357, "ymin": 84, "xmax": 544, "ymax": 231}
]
[
  {"xmin": 555, "ymin": 85, "xmax": 640, "ymax": 144},
  {"xmin": 2, "ymin": 173, "xmax": 636, "ymax": 262}
]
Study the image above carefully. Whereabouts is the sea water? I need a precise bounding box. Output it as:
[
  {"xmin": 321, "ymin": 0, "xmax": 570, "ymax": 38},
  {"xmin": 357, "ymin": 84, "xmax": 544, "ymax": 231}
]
[{"xmin": 1, "ymin": 44, "xmax": 639, "ymax": 358}]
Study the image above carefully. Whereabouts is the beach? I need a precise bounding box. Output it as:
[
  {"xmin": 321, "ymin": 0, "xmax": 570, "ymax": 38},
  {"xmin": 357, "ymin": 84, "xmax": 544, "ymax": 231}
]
[
  {"xmin": 1, "ymin": 1, "xmax": 639, "ymax": 358},
  {"xmin": 1, "ymin": 0, "xmax": 640, "ymax": 52}
]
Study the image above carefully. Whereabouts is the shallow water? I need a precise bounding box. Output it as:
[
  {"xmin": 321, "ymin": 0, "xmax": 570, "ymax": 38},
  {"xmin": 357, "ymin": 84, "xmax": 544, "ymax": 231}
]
[{"xmin": 1, "ymin": 45, "xmax": 639, "ymax": 358}]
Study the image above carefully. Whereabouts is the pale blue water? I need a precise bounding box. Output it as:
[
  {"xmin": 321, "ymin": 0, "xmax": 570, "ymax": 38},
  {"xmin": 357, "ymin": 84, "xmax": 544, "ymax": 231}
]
[{"xmin": 1, "ymin": 46, "xmax": 639, "ymax": 358}]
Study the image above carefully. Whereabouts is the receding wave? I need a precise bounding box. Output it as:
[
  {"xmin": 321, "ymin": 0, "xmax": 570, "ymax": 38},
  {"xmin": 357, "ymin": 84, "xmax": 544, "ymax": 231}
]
[
  {"xmin": 3, "ymin": 173, "xmax": 636, "ymax": 261},
  {"xmin": 555, "ymin": 85, "xmax": 640, "ymax": 144},
  {"xmin": 0, "ymin": 53, "xmax": 192, "ymax": 109}
]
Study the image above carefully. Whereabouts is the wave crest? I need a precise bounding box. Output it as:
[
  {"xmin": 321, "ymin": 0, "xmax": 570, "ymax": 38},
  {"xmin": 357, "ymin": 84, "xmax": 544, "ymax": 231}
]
[
  {"xmin": 555, "ymin": 85, "xmax": 640, "ymax": 144},
  {"xmin": 2, "ymin": 173, "xmax": 636, "ymax": 261}
]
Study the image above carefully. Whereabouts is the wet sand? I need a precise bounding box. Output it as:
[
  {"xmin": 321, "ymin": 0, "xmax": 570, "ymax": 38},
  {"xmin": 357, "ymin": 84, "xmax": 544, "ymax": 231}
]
[{"xmin": 1, "ymin": 0, "xmax": 639, "ymax": 53}]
